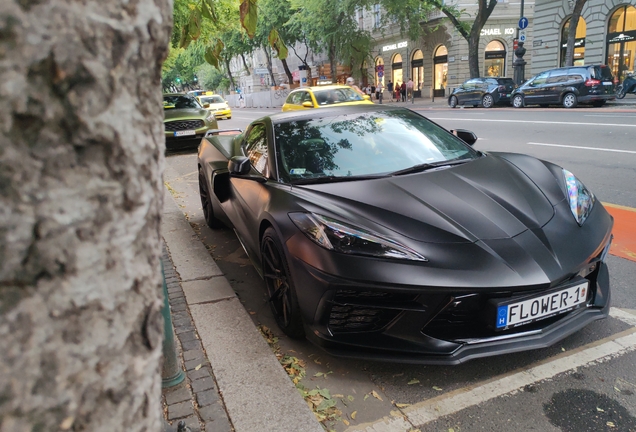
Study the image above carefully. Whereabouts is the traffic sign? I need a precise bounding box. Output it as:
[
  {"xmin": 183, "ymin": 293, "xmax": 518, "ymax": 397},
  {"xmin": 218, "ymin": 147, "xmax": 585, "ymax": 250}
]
[
  {"xmin": 519, "ymin": 32, "xmax": 527, "ymax": 43},
  {"xmin": 518, "ymin": 17, "xmax": 529, "ymax": 30}
]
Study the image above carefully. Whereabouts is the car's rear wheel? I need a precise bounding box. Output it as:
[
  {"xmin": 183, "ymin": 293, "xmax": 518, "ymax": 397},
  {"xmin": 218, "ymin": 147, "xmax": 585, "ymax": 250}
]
[
  {"xmin": 449, "ymin": 96, "xmax": 458, "ymax": 108},
  {"xmin": 562, "ymin": 92, "xmax": 578, "ymax": 108},
  {"xmin": 512, "ymin": 94, "xmax": 524, "ymax": 108},
  {"xmin": 261, "ymin": 227, "xmax": 305, "ymax": 339},
  {"xmin": 482, "ymin": 94, "xmax": 494, "ymax": 108},
  {"xmin": 198, "ymin": 169, "xmax": 224, "ymax": 228}
]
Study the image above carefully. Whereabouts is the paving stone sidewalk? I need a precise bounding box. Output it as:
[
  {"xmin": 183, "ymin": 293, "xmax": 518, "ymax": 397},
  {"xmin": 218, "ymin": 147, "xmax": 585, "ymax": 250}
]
[{"xmin": 161, "ymin": 244, "xmax": 234, "ymax": 432}]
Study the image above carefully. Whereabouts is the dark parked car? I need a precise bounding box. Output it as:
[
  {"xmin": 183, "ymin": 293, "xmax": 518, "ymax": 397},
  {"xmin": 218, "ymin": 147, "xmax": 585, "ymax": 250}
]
[
  {"xmin": 164, "ymin": 93, "xmax": 219, "ymax": 150},
  {"xmin": 197, "ymin": 105, "xmax": 613, "ymax": 364},
  {"xmin": 449, "ymin": 77, "xmax": 515, "ymax": 108},
  {"xmin": 511, "ymin": 65, "xmax": 615, "ymax": 108}
]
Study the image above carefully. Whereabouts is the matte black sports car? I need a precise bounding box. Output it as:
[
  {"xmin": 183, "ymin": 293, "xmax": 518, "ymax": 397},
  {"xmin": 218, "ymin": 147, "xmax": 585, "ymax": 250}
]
[{"xmin": 197, "ymin": 105, "xmax": 613, "ymax": 364}]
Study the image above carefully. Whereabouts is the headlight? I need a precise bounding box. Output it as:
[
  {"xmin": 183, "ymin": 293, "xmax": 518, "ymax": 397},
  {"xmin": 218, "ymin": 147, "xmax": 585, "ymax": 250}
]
[
  {"xmin": 289, "ymin": 213, "xmax": 428, "ymax": 262},
  {"xmin": 563, "ymin": 169, "xmax": 595, "ymax": 225}
]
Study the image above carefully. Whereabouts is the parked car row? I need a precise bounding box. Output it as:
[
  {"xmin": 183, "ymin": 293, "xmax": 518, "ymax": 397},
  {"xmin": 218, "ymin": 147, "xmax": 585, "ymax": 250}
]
[{"xmin": 449, "ymin": 64, "xmax": 617, "ymax": 109}]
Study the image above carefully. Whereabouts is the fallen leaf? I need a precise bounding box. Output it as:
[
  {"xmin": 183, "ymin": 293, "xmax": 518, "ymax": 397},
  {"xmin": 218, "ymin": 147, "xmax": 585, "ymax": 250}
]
[
  {"xmin": 348, "ymin": 395, "xmax": 355, "ymax": 402},
  {"xmin": 561, "ymin": 347, "xmax": 566, "ymax": 352},
  {"xmin": 390, "ymin": 410, "xmax": 402, "ymax": 417},
  {"xmin": 333, "ymin": 394, "xmax": 344, "ymax": 398},
  {"xmin": 615, "ymin": 386, "xmax": 621, "ymax": 393},
  {"xmin": 351, "ymin": 411, "xmax": 357, "ymax": 419},
  {"xmin": 372, "ymin": 390, "xmax": 383, "ymax": 401},
  {"xmin": 364, "ymin": 394, "xmax": 370, "ymax": 401},
  {"xmin": 449, "ymin": 429, "xmax": 455, "ymax": 432},
  {"xmin": 194, "ymin": 364, "xmax": 202, "ymax": 371},
  {"xmin": 433, "ymin": 386, "xmax": 443, "ymax": 391},
  {"xmin": 249, "ymin": 311, "xmax": 256, "ymax": 315},
  {"xmin": 407, "ymin": 379, "xmax": 420, "ymax": 385},
  {"xmin": 396, "ymin": 403, "xmax": 410, "ymax": 408},
  {"xmin": 314, "ymin": 372, "xmax": 323, "ymax": 377},
  {"xmin": 597, "ymin": 407, "xmax": 605, "ymax": 412},
  {"xmin": 343, "ymin": 419, "xmax": 350, "ymax": 426},
  {"xmin": 314, "ymin": 359, "xmax": 322, "ymax": 365},
  {"xmin": 607, "ymin": 421, "xmax": 616, "ymax": 428},
  {"xmin": 59, "ymin": 417, "xmax": 74, "ymax": 430}
]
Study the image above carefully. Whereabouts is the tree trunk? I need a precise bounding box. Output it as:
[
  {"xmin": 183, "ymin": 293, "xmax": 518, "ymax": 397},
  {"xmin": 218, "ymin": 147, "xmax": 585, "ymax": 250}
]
[
  {"xmin": 0, "ymin": 0, "xmax": 171, "ymax": 430},
  {"xmin": 241, "ymin": 53, "xmax": 251, "ymax": 75},
  {"xmin": 329, "ymin": 43, "xmax": 338, "ymax": 84},
  {"xmin": 468, "ymin": 29, "xmax": 482, "ymax": 78},
  {"xmin": 565, "ymin": 0, "xmax": 587, "ymax": 67},
  {"xmin": 281, "ymin": 59, "xmax": 294, "ymax": 85},
  {"xmin": 264, "ymin": 46, "xmax": 277, "ymax": 87},
  {"xmin": 225, "ymin": 58, "xmax": 237, "ymax": 90}
]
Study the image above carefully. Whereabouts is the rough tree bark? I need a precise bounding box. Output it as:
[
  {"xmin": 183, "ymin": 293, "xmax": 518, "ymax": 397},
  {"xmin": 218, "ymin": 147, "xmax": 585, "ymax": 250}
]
[
  {"xmin": 0, "ymin": 0, "xmax": 172, "ymax": 429},
  {"xmin": 565, "ymin": 0, "xmax": 587, "ymax": 67}
]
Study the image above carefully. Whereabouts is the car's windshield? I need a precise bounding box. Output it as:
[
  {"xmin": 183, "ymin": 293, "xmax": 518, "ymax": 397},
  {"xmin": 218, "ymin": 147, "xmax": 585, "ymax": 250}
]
[
  {"xmin": 163, "ymin": 95, "xmax": 201, "ymax": 110},
  {"xmin": 274, "ymin": 109, "xmax": 478, "ymax": 184},
  {"xmin": 312, "ymin": 88, "xmax": 364, "ymax": 106},
  {"xmin": 200, "ymin": 96, "xmax": 225, "ymax": 104}
]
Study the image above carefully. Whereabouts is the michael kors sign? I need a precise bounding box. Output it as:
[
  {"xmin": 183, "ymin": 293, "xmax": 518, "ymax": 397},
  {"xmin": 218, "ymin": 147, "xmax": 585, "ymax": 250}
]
[{"xmin": 383, "ymin": 41, "xmax": 408, "ymax": 52}]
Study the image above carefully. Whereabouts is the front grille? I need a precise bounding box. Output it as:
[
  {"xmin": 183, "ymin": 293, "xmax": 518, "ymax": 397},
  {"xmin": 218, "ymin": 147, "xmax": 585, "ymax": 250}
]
[
  {"xmin": 165, "ymin": 120, "xmax": 204, "ymax": 131},
  {"xmin": 328, "ymin": 290, "xmax": 418, "ymax": 334}
]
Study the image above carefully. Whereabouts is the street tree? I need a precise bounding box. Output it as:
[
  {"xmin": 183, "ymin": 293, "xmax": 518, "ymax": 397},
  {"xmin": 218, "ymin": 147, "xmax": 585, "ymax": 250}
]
[
  {"xmin": 1, "ymin": 0, "xmax": 172, "ymax": 430},
  {"xmin": 424, "ymin": 0, "xmax": 498, "ymax": 78},
  {"xmin": 564, "ymin": 0, "xmax": 587, "ymax": 67}
]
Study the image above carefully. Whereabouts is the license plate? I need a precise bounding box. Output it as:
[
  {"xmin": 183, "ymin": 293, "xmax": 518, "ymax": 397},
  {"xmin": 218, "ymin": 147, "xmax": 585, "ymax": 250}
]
[
  {"xmin": 495, "ymin": 281, "xmax": 589, "ymax": 329},
  {"xmin": 506, "ymin": 93, "xmax": 511, "ymax": 97},
  {"xmin": 174, "ymin": 130, "xmax": 196, "ymax": 137},
  {"xmin": 603, "ymin": 81, "xmax": 613, "ymax": 86}
]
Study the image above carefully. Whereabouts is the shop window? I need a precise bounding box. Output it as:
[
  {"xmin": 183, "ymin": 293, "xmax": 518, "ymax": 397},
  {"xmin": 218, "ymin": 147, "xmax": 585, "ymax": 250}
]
[
  {"xmin": 411, "ymin": 49, "xmax": 424, "ymax": 95},
  {"xmin": 484, "ymin": 40, "xmax": 506, "ymax": 76},
  {"xmin": 433, "ymin": 45, "xmax": 448, "ymax": 97},
  {"xmin": 392, "ymin": 53, "xmax": 403, "ymax": 86},
  {"xmin": 560, "ymin": 17, "xmax": 587, "ymax": 67},
  {"xmin": 606, "ymin": 5, "xmax": 636, "ymax": 83}
]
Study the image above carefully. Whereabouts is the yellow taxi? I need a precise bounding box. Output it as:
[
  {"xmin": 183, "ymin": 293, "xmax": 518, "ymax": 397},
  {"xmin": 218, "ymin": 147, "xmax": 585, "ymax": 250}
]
[
  {"xmin": 196, "ymin": 92, "xmax": 232, "ymax": 120},
  {"xmin": 281, "ymin": 85, "xmax": 373, "ymax": 112}
]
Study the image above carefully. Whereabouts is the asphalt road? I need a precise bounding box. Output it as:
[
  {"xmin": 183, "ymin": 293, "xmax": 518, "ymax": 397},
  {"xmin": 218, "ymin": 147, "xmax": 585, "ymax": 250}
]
[{"xmin": 164, "ymin": 105, "xmax": 636, "ymax": 432}]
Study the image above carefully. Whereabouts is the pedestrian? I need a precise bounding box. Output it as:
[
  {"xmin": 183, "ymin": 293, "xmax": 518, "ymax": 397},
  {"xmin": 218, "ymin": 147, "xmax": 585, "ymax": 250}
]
[
  {"xmin": 365, "ymin": 84, "xmax": 372, "ymax": 97},
  {"xmin": 406, "ymin": 77, "xmax": 414, "ymax": 103},
  {"xmin": 346, "ymin": 77, "xmax": 365, "ymax": 97},
  {"xmin": 387, "ymin": 80, "xmax": 394, "ymax": 102},
  {"xmin": 400, "ymin": 81, "xmax": 407, "ymax": 102},
  {"xmin": 376, "ymin": 81, "xmax": 384, "ymax": 104},
  {"xmin": 394, "ymin": 82, "xmax": 401, "ymax": 102}
]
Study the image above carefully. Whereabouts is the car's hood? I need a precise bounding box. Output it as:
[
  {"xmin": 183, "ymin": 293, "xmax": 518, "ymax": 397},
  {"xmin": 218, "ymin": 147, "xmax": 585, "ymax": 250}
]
[
  {"xmin": 319, "ymin": 100, "xmax": 374, "ymax": 108},
  {"xmin": 293, "ymin": 155, "xmax": 557, "ymax": 243},
  {"xmin": 164, "ymin": 108, "xmax": 208, "ymax": 121},
  {"xmin": 206, "ymin": 103, "xmax": 229, "ymax": 110}
]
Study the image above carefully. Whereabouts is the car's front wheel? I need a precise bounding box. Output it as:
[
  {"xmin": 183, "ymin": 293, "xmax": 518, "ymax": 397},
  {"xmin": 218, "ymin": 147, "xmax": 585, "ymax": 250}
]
[
  {"xmin": 482, "ymin": 94, "xmax": 494, "ymax": 108},
  {"xmin": 449, "ymin": 96, "xmax": 458, "ymax": 108},
  {"xmin": 199, "ymin": 169, "xmax": 224, "ymax": 228},
  {"xmin": 261, "ymin": 227, "xmax": 305, "ymax": 339},
  {"xmin": 562, "ymin": 92, "xmax": 578, "ymax": 108},
  {"xmin": 616, "ymin": 84, "xmax": 625, "ymax": 99},
  {"xmin": 512, "ymin": 94, "xmax": 524, "ymax": 108}
]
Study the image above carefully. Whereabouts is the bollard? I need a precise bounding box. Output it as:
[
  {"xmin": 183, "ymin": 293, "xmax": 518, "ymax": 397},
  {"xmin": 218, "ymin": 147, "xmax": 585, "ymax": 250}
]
[{"xmin": 161, "ymin": 261, "xmax": 185, "ymax": 388}]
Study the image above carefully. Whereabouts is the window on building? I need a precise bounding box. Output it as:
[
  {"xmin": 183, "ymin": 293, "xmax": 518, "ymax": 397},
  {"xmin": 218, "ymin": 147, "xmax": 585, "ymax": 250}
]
[
  {"xmin": 357, "ymin": 8, "xmax": 364, "ymax": 29},
  {"xmin": 560, "ymin": 17, "xmax": 586, "ymax": 67},
  {"xmin": 484, "ymin": 40, "xmax": 506, "ymax": 76},
  {"xmin": 374, "ymin": 4, "xmax": 381, "ymax": 28},
  {"xmin": 411, "ymin": 49, "xmax": 424, "ymax": 92},
  {"xmin": 433, "ymin": 45, "xmax": 448, "ymax": 97},
  {"xmin": 392, "ymin": 53, "xmax": 403, "ymax": 86}
]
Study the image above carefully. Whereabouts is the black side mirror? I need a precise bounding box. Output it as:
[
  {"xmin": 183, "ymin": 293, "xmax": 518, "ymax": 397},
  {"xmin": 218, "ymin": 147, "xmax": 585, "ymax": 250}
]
[
  {"xmin": 228, "ymin": 156, "xmax": 267, "ymax": 182},
  {"xmin": 228, "ymin": 156, "xmax": 251, "ymax": 175},
  {"xmin": 451, "ymin": 129, "xmax": 478, "ymax": 146}
]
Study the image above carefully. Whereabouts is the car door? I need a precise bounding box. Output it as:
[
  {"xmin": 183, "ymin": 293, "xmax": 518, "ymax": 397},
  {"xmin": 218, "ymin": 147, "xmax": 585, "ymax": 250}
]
[
  {"xmin": 523, "ymin": 71, "xmax": 549, "ymax": 105},
  {"xmin": 463, "ymin": 79, "xmax": 481, "ymax": 104},
  {"xmin": 225, "ymin": 123, "xmax": 271, "ymax": 258},
  {"xmin": 544, "ymin": 69, "xmax": 568, "ymax": 103}
]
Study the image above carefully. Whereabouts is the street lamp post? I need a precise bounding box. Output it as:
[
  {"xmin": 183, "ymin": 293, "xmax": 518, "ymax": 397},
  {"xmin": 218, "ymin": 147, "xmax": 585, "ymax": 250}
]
[{"xmin": 513, "ymin": 0, "xmax": 527, "ymax": 86}]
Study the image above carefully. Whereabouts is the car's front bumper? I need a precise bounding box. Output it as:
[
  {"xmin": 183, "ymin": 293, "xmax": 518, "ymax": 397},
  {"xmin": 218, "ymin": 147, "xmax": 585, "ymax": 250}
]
[
  {"xmin": 165, "ymin": 128, "xmax": 210, "ymax": 150},
  {"xmin": 282, "ymin": 204, "xmax": 613, "ymax": 364},
  {"xmin": 212, "ymin": 108, "xmax": 232, "ymax": 118}
]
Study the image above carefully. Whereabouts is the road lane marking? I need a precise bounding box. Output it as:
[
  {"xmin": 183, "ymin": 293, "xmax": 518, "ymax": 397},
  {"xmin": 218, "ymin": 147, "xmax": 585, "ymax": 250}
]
[
  {"xmin": 347, "ymin": 310, "xmax": 636, "ymax": 432},
  {"xmin": 585, "ymin": 114, "xmax": 636, "ymax": 118},
  {"xmin": 427, "ymin": 118, "xmax": 636, "ymax": 127},
  {"xmin": 527, "ymin": 142, "xmax": 636, "ymax": 154}
]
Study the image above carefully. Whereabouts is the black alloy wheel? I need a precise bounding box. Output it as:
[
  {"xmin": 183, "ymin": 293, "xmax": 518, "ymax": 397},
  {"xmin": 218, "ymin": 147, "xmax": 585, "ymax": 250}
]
[
  {"xmin": 198, "ymin": 169, "xmax": 223, "ymax": 228},
  {"xmin": 261, "ymin": 227, "xmax": 305, "ymax": 338},
  {"xmin": 449, "ymin": 96, "xmax": 458, "ymax": 108}
]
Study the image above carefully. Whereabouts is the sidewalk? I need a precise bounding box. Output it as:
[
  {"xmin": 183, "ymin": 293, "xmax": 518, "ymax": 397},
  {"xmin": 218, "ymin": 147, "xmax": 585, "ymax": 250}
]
[{"xmin": 161, "ymin": 188, "xmax": 323, "ymax": 432}]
